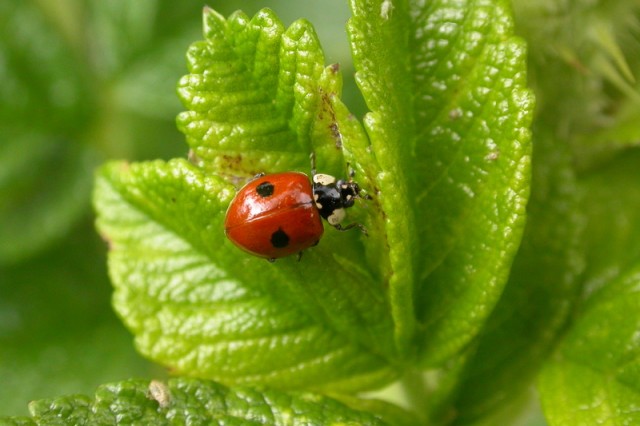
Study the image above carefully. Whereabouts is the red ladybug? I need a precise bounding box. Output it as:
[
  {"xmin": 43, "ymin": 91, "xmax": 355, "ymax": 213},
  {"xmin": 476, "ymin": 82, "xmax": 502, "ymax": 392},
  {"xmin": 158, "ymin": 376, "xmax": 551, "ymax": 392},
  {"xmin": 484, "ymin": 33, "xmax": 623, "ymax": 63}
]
[{"xmin": 224, "ymin": 163, "xmax": 365, "ymax": 261}]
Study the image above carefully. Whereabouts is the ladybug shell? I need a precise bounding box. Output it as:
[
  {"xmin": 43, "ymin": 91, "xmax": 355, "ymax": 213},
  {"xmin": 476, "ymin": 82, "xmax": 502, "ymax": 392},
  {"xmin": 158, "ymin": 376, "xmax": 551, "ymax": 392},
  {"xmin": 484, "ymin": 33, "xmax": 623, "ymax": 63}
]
[{"xmin": 224, "ymin": 172, "xmax": 324, "ymax": 259}]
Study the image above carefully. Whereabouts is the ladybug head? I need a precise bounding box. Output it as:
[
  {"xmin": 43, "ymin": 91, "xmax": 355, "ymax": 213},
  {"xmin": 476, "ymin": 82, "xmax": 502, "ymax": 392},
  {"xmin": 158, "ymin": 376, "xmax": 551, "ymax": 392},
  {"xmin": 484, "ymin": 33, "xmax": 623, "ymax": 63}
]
[
  {"xmin": 312, "ymin": 173, "xmax": 366, "ymax": 227},
  {"xmin": 336, "ymin": 179, "xmax": 361, "ymax": 208}
]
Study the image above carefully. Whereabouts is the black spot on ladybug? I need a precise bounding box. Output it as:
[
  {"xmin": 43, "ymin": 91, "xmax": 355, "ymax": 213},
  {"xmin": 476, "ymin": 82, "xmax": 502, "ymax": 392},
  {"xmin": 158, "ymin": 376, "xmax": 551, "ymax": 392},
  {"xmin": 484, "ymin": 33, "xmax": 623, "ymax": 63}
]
[
  {"xmin": 256, "ymin": 181, "xmax": 275, "ymax": 197},
  {"xmin": 270, "ymin": 228, "xmax": 290, "ymax": 248}
]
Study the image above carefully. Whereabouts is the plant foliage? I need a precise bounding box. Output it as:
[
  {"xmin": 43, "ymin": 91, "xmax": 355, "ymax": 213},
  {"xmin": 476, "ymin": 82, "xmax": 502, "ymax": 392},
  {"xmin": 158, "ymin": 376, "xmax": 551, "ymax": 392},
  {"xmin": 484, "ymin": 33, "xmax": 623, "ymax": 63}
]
[{"xmin": 3, "ymin": 0, "xmax": 640, "ymax": 424}]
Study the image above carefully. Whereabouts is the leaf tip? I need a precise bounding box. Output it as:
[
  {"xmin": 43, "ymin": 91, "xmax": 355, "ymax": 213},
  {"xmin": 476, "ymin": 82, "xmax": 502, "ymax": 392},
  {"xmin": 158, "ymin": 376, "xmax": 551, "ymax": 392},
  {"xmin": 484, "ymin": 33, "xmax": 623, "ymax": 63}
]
[
  {"xmin": 285, "ymin": 17, "xmax": 321, "ymax": 45},
  {"xmin": 202, "ymin": 6, "xmax": 226, "ymax": 39}
]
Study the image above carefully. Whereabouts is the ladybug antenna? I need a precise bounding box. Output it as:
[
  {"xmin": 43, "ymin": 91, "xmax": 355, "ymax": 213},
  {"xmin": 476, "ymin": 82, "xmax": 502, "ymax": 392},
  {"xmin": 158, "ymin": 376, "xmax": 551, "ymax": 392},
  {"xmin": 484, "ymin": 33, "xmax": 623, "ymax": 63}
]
[{"xmin": 334, "ymin": 222, "xmax": 369, "ymax": 236}]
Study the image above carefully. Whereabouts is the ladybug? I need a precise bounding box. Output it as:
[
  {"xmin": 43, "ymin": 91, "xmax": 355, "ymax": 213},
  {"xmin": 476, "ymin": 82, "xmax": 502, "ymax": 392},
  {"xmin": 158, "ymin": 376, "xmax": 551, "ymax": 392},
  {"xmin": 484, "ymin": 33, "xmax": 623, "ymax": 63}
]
[{"xmin": 224, "ymin": 157, "xmax": 365, "ymax": 261}]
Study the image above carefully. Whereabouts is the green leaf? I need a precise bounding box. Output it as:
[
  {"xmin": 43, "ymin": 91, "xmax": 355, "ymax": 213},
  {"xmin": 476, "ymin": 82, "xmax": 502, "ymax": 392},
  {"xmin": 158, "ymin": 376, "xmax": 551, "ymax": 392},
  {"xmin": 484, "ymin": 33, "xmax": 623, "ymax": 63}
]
[
  {"xmin": 94, "ymin": 1, "xmax": 534, "ymax": 393},
  {"xmin": 535, "ymin": 149, "xmax": 640, "ymax": 425},
  {"xmin": 437, "ymin": 2, "xmax": 640, "ymax": 422},
  {"xmin": 347, "ymin": 0, "xmax": 534, "ymax": 365},
  {"xmin": 92, "ymin": 5, "xmax": 409, "ymax": 387},
  {"xmin": 439, "ymin": 2, "xmax": 640, "ymax": 421},
  {"xmin": 538, "ymin": 265, "xmax": 640, "ymax": 426},
  {"xmin": 177, "ymin": 7, "xmax": 328, "ymax": 173},
  {"xmin": 433, "ymin": 129, "xmax": 585, "ymax": 423},
  {"xmin": 0, "ymin": 379, "xmax": 392, "ymax": 425},
  {"xmin": 176, "ymin": 8, "xmax": 403, "ymax": 362},
  {"xmin": 94, "ymin": 159, "xmax": 397, "ymax": 392}
]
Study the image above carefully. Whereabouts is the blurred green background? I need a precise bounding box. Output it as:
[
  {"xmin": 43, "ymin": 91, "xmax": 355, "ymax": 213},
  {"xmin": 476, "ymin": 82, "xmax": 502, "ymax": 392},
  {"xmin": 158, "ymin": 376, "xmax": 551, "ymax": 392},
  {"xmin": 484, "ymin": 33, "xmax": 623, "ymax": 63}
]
[{"xmin": 0, "ymin": 0, "xmax": 357, "ymax": 416}]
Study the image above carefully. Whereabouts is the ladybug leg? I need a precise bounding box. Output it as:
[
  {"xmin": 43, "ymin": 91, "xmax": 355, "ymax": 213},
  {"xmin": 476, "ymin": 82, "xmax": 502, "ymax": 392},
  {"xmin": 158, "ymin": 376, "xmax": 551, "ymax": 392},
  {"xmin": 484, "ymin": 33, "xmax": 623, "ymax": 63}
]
[
  {"xmin": 267, "ymin": 257, "xmax": 276, "ymax": 263},
  {"xmin": 250, "ymin": 172, "xmax": 266, "ymax": 181},
  {"xmin": 334, "ymin": 222, "xmax": 368, "ymax": 236},
  {"xmin": 296, "ymin": 251, "xmax": 304, "ymax": 262},
  {"xmin": 310, "ymin": 152, "xmax": 317, "ymax": 177},
  {"xmin": 344, "ymin": 163, "xmax": 373, "ymax": 200},
  {"xmin": 346, "ymin": 162, "xmax": 355, "ymax": 179}
]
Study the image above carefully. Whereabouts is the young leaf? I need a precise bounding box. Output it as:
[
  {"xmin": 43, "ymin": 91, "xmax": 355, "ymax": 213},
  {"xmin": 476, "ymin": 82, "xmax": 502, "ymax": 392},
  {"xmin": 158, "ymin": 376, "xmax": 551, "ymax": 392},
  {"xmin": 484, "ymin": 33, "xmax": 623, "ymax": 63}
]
[
  {"xmin": 176, "ymin": 8, "xmax": 403, "ymax": 362},
  {"xmin": 94, "ymin": 159, "xmax": 397, "ymax": 392},
  {"xmin": 0, "ymin": 379, "xmax": 393, "ymax": 425},
  {"xmin": 348, "ymin": 0, "xmax": 534, "ymax": 365},
  {"xmin": 177, "ymin": 7, "xmax": 330, "ymax": 174}
]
